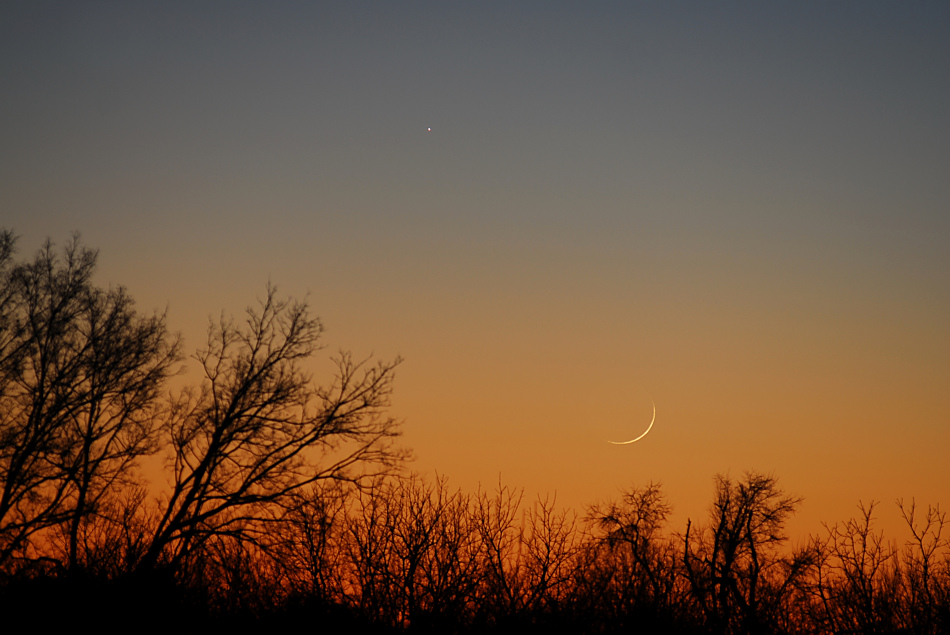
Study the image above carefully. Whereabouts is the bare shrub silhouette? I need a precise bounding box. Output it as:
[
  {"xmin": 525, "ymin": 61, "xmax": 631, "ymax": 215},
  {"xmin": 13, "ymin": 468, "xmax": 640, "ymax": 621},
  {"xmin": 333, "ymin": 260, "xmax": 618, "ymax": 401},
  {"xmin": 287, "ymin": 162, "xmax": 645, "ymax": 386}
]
[
  {"xmin": 810, "ymin": 501, "xmax": 901, "ymax": 633},
  {"xmin": 807, "ymin": 500, "xmax": 950, "ymax": 635},
  {"xmin": 274, "ymin": 481, "xmax": 351, "ymax": 606},
  {"xmin": 49, "ymin": 486, "xmax": 154, "ymax": 578},
  {"xmin": 343, "ymin": 474, "xmax": 483, "ymax": 630},
  {"xmin": 518, "ymin": 494, "xmax": 581, "ymax": 619},
  {"xmin": 339, "ymin": 475, "xmax": 584, "ymax": 633},
  {"xmin": 898, "ymin": 499, "xmax": 949, "ymax": 634},
  {"xmin": 471, "ymin": 480, "xmax": 526, "ymax": 625}
]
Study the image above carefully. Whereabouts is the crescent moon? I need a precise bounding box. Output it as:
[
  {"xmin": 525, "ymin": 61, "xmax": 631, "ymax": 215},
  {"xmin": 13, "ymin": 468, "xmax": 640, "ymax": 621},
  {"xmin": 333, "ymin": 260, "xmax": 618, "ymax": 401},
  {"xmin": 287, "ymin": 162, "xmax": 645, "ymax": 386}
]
[{"xmin": 608, "ymin": 402, "xmax": 656, "ymax": 445}]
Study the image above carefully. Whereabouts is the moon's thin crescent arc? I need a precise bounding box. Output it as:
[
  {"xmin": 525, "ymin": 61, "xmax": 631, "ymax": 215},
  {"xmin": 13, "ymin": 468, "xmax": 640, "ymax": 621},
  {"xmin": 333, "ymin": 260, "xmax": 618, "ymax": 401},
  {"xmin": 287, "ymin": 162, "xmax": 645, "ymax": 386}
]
[{"xmin": 608, "ymin": 402, "xmax": 656, "ymax": 445}]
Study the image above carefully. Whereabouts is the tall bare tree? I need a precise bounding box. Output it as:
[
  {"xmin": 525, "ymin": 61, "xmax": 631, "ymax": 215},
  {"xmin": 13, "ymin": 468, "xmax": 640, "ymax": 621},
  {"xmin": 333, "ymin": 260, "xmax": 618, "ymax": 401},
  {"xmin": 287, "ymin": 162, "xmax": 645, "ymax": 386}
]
[
  {"xmin": 140, "ymin": 285, "xmax": 404, "ymax": 572},
  {"xmin": 0, "ymin": 233, "xmax": 179, "ymax": 570}
]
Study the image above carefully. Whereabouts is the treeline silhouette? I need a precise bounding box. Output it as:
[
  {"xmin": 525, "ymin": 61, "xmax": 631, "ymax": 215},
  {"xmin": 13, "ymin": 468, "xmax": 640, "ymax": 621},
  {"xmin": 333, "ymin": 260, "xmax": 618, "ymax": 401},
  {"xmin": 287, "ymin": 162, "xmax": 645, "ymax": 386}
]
[{"xmin": 1, "ymin": 232, "xmax": 947, "ymax": 634}]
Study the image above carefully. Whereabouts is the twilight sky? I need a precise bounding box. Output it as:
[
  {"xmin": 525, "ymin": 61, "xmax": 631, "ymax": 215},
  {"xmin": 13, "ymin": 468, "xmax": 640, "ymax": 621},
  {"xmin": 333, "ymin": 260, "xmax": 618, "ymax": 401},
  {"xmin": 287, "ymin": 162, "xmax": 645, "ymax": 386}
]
[{"xmin": 2, "ymin": 1, "xmax": 948, "ymax": 538}]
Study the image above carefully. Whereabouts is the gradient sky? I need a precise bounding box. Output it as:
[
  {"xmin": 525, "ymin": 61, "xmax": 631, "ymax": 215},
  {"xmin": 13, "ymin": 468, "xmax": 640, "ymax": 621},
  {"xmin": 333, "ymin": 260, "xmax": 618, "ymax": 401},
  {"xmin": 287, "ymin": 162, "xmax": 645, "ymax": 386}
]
[{"xmin": 2, "ymin": 1, "xmax": 948, "ymax": 540}]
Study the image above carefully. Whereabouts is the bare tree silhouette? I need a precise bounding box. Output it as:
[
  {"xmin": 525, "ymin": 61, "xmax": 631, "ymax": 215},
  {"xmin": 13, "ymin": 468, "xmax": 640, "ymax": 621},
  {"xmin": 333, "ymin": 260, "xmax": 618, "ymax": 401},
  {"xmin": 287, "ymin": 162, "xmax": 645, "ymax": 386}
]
[
  {"xmin": 0, "ymin": 232, "xmax": 179, "ymax": 570},
  {"xmin": 472, "ymin": 480, "xmax": 525, "ymax": 624},
  {"xmin": 898, "ymin": 498, "xmax": 949, "ymax": 633},
  {"xmin": 809, "ymin": 500, "xmax": 935, "ymax": 634},
  {"xmin": 683, "ymin": 471, "xmax": 812, "ymax": 635},
  {"xmin": 138, "ymin": 285, "xmax": 404, "ymax": 572},
  {"xmin": 587, "ymin": 482, "xmax": 685, "ymax": 629},
  {"xmin": 518, "ymin": 494, "xmax": 581, "ymax": 618}
]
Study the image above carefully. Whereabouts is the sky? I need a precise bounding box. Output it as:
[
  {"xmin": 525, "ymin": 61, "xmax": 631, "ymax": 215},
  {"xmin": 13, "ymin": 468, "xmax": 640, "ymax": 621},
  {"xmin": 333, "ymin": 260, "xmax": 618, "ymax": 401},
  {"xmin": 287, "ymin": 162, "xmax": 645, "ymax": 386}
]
[{"xmin": 2, "ymin": 1, "xmax": 948, "ymax": 540}]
